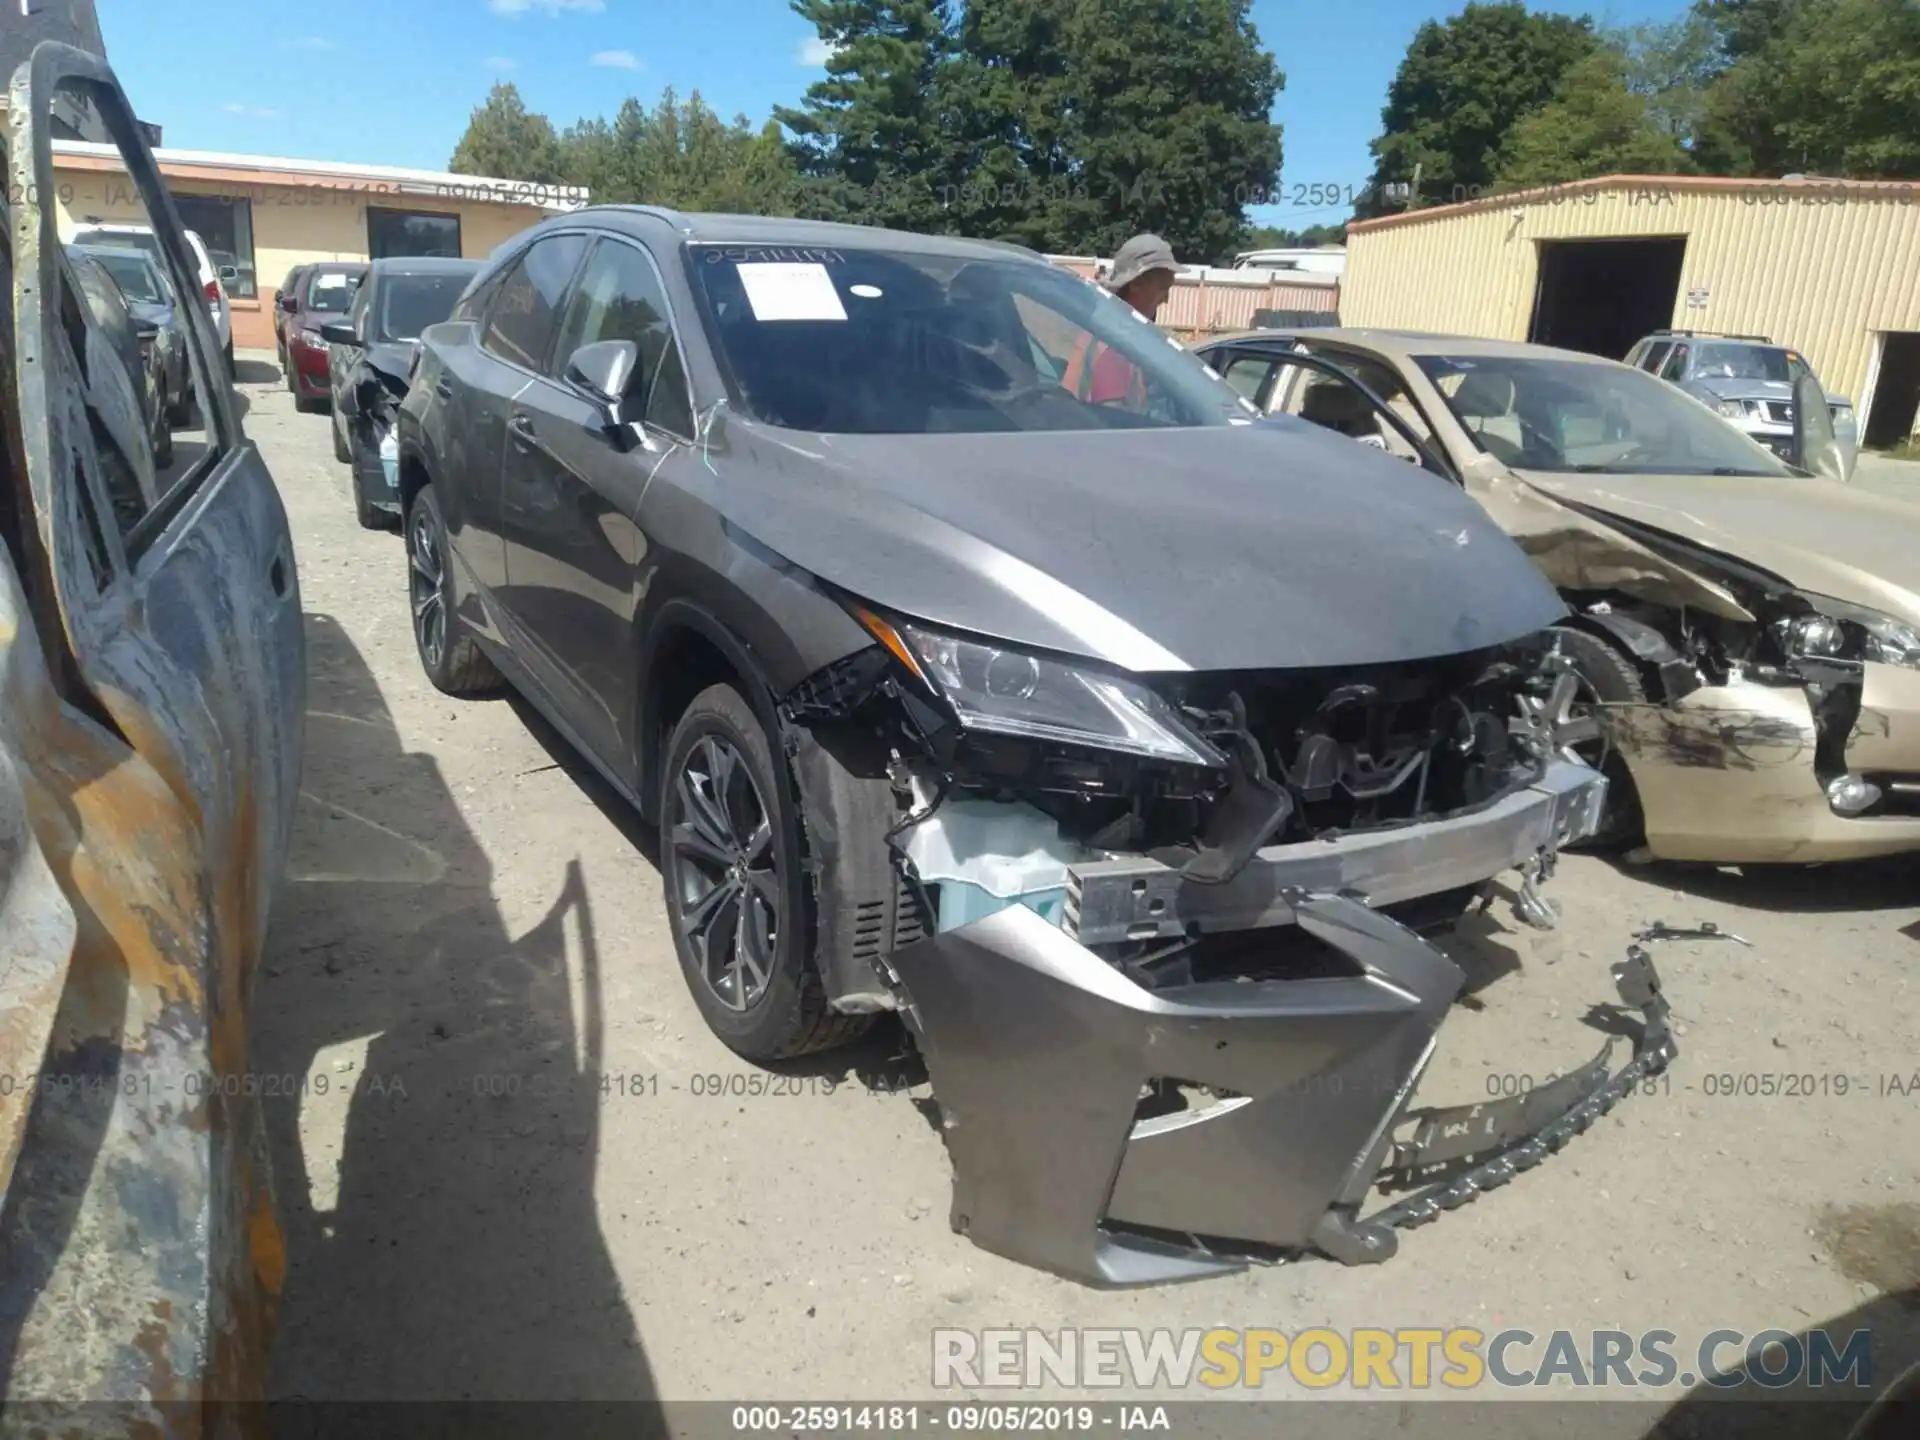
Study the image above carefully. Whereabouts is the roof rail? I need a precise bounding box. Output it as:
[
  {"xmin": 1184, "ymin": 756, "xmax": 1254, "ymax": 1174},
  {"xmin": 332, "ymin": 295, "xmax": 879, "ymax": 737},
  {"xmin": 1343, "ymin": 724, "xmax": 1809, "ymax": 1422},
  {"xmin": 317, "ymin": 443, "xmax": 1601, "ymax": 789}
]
[{"xmin": 1650, "ymin": 328, "xmax": 1772, "ymax": 343}]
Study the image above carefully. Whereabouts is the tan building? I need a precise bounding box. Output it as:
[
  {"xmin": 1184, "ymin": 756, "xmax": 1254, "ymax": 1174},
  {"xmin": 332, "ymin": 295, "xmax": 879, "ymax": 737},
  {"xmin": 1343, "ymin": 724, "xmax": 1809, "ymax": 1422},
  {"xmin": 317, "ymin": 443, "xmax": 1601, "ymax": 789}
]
[
  {"xmin": 48, "ymin": 140, "xmax": 587, "ymax": 350},
  {"xmin": 1344, "ymin": 174, "xmax": 1920, "ymax": 448}
]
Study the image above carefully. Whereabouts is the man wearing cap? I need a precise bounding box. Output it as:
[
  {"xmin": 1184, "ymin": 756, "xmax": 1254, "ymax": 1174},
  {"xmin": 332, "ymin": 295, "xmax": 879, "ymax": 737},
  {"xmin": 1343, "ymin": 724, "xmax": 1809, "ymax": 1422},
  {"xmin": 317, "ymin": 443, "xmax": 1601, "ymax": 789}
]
[{"xmin": 1061, "ymin": 233, "xmax": 1178, "ymax": 408}]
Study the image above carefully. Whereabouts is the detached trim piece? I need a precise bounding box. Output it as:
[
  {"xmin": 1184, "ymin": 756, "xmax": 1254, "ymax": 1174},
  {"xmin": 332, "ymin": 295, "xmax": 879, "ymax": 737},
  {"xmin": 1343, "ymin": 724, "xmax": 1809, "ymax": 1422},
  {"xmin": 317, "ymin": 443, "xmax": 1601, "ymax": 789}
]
[{"xmin": 1063, "ymin": 760, "xmax": 1606, "ymax": 947}]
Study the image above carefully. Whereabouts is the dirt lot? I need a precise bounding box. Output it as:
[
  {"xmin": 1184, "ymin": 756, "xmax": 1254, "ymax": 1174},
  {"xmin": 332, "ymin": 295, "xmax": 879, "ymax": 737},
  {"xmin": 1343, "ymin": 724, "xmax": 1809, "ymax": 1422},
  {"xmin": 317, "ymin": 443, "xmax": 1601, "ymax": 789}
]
[{"xmin": 242, "ymin": 357, "xmax": 1920, "ymax": 1426}]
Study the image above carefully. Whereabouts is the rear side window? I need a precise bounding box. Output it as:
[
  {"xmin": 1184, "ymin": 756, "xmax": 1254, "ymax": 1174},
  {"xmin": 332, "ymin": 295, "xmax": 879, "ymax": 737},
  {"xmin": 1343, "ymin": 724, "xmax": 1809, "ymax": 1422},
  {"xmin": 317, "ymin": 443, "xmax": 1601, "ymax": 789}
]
[
  {"xmin": 480, "ymin": 234, "xmax": 588, "ymax": 372},
  {"xmin": 1639, "ymin": 340, "xmax": 1672, "ymax": 374},
  {"xmin": 551, "ymin": 238, "xmax": 695, "ymax": 438}
]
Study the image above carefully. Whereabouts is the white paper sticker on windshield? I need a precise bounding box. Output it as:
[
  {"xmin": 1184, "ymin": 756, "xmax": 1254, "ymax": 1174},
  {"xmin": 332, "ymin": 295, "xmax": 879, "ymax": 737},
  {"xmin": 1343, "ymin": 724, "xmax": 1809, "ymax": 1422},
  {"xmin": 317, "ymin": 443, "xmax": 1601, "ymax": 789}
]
[
  {"xmin": 314, "ymin": 272, "xmax": 351, "ymax": 289},
  {"xmin": 738, "ymin": 262, "xmax": 847, "ymax": 322}
]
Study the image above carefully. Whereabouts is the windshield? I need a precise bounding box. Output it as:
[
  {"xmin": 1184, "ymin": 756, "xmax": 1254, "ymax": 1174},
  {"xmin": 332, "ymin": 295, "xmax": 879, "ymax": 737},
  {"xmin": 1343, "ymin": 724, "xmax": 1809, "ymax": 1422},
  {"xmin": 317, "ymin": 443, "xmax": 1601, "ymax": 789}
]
[
  {"xmin": 89, "ymin": 252, "xmax": 163, "ymax": 305},
  {"xmin": 1415, "ymin": 353, "xmax": 1794, "ymax": 477},
  {"xmin": 687, "ymin": 243, "xmax": 1251, "ymax": 434},
  {"xmin": 377, "ymin": 272, "xmax": 472, "ymax": 342},
  {"xmin": 306, "ymin": 269, "xmax": 364, "ymax": 313},
  {"xmin": 1691, "ymin": 343, "xmax": 1792, "ymax": 383}
]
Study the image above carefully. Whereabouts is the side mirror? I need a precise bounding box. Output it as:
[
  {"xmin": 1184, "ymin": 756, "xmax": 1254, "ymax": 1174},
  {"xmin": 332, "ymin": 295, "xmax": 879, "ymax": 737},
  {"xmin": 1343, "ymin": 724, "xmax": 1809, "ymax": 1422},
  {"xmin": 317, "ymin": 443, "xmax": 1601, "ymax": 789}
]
[
  {"xmin": 279, "ymin": 294, "xmax": 298, "ymax": 313},
  {"xmin": 1789, "ymin": 371, "xmax": 1847, "ymax": 482},
  {"xmin": 564, "ymin": 339, "xmax": 640, "ymax": 422},
  {"xmin": 319, "ymin": 319, "xmax": 356, "ymax": 346},
  {"xmin": 219, "ymin": 265, "xmax": 238, "ymax": 283}
]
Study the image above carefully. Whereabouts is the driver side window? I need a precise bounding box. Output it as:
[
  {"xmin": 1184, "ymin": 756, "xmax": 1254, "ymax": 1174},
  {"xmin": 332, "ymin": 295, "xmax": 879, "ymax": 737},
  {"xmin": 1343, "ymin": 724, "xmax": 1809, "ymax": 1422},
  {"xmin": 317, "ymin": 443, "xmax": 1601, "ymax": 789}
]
[
  {"xmin": 551, "ymin": 237, "xmax": 695, "ymax": 439},
  {"xmin": 1659, "ymin": 344, "xmax": 1690, "ymax": 381}
]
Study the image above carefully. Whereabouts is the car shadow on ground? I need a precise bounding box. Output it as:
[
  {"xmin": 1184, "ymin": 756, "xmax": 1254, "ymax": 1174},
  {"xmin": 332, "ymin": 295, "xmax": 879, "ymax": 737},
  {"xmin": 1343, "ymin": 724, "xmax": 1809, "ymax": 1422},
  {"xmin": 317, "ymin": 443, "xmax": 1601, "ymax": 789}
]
[
  {"xmin": 1624, "ymin": 854, "xmax": 1920, "ymax": 916},
  {"xmin": 234, "ymin": 356, "xmax": 280, "ymax": 387},
  {"xmin": 500, "ymin": 689, "xmax": 934, "ymax": 1097},
  {"xmin": 256, "ymin": 613, "xmax": 659, "ymax": 1425},
  {"xmin": 1642, "ymin": 1285, "xmax": 1920, "ymax": 1439}
]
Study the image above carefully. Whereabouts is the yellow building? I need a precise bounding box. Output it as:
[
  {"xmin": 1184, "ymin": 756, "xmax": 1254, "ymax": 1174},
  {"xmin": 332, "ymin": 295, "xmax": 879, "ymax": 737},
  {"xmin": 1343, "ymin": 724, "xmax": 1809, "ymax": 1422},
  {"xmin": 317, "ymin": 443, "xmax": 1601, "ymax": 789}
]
[
  {"xmin": 1343, "ymin": 174, "xmax": 1920, "ymax": 448},
  {"xmin": 49, "ymin": 139, "xmax": 586, "ymax": 350}
]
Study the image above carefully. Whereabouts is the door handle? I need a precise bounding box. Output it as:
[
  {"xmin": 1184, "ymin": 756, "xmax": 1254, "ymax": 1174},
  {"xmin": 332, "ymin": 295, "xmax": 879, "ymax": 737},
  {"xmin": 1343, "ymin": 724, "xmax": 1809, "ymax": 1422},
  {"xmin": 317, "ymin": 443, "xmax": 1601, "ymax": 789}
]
[
  {"xmin": 507, "ymin": 413, "xmax": 536, "ymax": 449},
  {"xmin": 434, "ymin": 380, "xmax": 454, "ymax": 401}
]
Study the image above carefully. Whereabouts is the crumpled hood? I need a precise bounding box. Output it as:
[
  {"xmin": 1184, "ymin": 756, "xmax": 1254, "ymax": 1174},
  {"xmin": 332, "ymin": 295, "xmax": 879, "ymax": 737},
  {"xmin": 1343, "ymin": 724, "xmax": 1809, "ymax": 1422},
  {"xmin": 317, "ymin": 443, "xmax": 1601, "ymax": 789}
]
[
  {"xmin": 716, "ymin": 417, "xmax": 1566, "ymax": 672},
  {"xmin": 1519, "ymin": 470, "xmax": 1920, "ymax": 624}
]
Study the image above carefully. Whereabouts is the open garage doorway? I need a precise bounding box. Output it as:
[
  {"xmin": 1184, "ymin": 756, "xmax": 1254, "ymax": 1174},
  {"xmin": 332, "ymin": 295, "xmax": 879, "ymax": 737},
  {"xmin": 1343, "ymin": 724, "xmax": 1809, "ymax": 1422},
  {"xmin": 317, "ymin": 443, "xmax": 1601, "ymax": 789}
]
[
  {"xmin": 1529, "ymin": 237, "xmax": 1686, "ymax": 359},
  {"xmin": 1864, "ymin": 332, "xmax": 1920, "ymax": 450}
]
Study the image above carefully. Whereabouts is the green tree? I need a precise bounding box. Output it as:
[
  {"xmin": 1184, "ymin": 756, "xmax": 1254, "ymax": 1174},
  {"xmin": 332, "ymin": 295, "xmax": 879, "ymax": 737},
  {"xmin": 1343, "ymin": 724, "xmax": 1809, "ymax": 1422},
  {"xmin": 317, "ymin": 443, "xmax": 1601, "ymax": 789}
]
[
  {"xmin": 1697, "ymin": 0, "xmax": 1920, "ymax": 176},
  {"xmin": 775, "ymin": 0, "xmax": 960, "ymax": 230},
  {"xmin": 448, "ymin": 82, "xmax": 566, "ymax": 183},
  {"xmin": 557, "ymin": 89, "xmax": 804, "ymax": 213},
  {"xmin": 1494, "ymin": 47, "xmax": 1690, "ymax": 187},
  {"xmin": 1240, "ymin": 222, "xmax": 1346, "ymax": 249},
  {"xmin": 1612, "ymin": 14, "xmax": 1719, "ymax": 149},
  {"xmin": 1359, "ymin": 2, "xmax": 1598, "ymax": 215},
  {"xmin": 937, "ymin": 0, "xmax": 1285, "ymax": 259}
]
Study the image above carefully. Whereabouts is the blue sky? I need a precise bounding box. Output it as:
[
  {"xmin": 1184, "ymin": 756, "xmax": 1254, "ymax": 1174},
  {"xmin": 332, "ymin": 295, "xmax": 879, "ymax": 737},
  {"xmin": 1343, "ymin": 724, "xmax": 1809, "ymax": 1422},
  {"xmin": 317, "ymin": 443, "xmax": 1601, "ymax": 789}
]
[{"xmin": 96, "ymin": 0, "xmax": 1688, "ymax": 232}]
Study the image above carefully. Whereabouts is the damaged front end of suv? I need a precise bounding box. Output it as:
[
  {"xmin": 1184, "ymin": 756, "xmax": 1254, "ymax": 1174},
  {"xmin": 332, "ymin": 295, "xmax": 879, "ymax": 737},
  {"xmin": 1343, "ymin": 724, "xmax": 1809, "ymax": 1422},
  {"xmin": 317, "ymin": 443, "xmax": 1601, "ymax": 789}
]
[{"xmin": 774, "ymin": 593, "xmax": 1662, "ymax": 1286}]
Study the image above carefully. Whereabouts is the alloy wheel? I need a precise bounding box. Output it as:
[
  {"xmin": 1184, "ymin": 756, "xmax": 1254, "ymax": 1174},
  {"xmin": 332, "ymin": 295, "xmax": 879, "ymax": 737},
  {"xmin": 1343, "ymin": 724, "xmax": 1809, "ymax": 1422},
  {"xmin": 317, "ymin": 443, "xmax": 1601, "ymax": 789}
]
[
  {"xmin": 1520, "ymin": 663, "xmax": 1608, "ymax": 769},
  {"xmin": 668, "ymin": 734, "xmax": 779, "ymax": 1012},
  {"xmin": 407, "ymin": 505, "xmax": 446, "ymax": 670}
]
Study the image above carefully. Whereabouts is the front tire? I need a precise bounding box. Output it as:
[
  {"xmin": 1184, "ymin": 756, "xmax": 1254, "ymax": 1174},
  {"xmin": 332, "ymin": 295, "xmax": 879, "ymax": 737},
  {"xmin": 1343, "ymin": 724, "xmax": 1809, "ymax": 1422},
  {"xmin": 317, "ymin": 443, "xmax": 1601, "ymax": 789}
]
[
  {"xmin": 660, "ymin": 683, "xmax": 871, "ymax": 1061},
  {"xmin": 332, "ymin": 406, "xmax": 352, "ymax": 462},
  {"xmin": 405, "ymin": 484, "xmax": 503, "ymax": 696},
  {"xmin": 1550, "ymin": 624, "xmax": 1646, "ymax": 848}
]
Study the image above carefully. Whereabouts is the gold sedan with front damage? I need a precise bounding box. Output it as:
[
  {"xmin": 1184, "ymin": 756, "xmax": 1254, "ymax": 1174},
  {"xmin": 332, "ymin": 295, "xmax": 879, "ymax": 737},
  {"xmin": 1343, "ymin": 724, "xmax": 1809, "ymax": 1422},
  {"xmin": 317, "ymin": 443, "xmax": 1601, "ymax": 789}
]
[{"xmin": 1198, "ymin": 328, "xmax": 1920, "ymax": 864}]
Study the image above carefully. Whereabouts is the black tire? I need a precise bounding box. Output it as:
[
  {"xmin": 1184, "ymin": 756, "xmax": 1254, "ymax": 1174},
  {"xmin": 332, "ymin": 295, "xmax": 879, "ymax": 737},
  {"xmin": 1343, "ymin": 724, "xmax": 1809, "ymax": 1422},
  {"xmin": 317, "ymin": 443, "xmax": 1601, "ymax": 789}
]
[
  {"xmin": 285, "ymin": 360, "xmax": 297, "ymax": 395},
  {"xmin": 660, "ymin": 683, "xmax": 872, "ymax": 1062},
  {"xmin": 223, "ymin": 338, "xmax": 235, "ymax": 378},
  {"xmin": 332, "ymin": 406, "xmax": 352, "ymax": 462},
  {"xmin": 1550, "ymin": 623, "xmax": 1647, "ymax": 848},
  {"xmin": 405, "ymin": 483, "xmax": 503, "ymax": 696}
]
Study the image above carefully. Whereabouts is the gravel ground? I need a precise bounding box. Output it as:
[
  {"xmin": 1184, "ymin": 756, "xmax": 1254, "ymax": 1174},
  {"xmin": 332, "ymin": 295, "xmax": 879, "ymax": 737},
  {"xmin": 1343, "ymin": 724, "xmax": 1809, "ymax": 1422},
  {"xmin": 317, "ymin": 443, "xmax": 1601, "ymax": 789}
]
[{"xmin": 242, "ymin": 357, "xmax": 1920, "ymax": 1431}]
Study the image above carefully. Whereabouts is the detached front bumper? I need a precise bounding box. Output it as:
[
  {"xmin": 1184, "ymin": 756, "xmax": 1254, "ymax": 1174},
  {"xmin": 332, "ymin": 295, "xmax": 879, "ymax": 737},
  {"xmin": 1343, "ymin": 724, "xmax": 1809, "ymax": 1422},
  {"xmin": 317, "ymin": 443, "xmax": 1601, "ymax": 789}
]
[
  {"xmin": 891, "ymin": 891, "xmax": 1675, "ymax": 1286},
  {"xmin": 884, "ymin": 760, "xmax": 1649, "ymax": 1287}
]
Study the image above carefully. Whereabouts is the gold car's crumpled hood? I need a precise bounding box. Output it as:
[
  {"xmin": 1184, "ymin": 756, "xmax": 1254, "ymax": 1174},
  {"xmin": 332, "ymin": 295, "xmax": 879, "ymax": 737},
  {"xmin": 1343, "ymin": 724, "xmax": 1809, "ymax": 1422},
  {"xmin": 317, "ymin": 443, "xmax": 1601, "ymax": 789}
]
[{"xmin": 1512, "ymin": 468, "xmax": 1920, "ymax": 625}]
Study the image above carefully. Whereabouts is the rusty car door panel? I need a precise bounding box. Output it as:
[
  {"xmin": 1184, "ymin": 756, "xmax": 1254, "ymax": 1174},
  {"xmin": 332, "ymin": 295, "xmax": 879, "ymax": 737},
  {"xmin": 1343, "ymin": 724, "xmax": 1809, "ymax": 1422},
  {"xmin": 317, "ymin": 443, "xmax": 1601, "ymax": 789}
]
[{"xmin": 1, "ymin": 43, "xmax": 302, "ymax": 1421}]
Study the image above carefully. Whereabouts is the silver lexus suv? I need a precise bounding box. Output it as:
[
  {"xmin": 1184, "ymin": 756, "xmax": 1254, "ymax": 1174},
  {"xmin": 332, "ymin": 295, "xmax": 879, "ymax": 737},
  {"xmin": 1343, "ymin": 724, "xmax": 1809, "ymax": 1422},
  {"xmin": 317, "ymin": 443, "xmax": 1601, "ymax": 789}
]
[{"xmin": 1625, "ymin": 330, "xmax": 1857, "ymax": 478}]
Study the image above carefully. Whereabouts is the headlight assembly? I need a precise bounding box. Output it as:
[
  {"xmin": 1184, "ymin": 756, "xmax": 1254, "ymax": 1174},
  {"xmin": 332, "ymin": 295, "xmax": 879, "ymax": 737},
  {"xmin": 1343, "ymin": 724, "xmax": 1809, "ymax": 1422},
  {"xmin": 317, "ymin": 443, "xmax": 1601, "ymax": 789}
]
[
  {"xmin": 1716, "ymin": 399, "xmax": 1750, "ymax": 419},
  {"xmin": 1774, "ymin": 594, "xmax": 1920, "ymax": 670},
  {"xmin": 849, "ymin": 605, "xmax": 1224, "ymax": 766}
]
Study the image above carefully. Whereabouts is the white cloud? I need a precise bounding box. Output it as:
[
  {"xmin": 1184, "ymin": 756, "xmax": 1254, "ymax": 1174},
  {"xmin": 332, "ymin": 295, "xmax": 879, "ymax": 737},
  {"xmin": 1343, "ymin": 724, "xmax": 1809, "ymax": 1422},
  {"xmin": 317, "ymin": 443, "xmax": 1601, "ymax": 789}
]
[
  {"xmin": 486, "ymin": 56, "xmax": 519, "ymax": 69},
  {"xmin": 294, "ymin": 36, "xmax": 334, "ymax": 50},
  {"xmin": 590, "ymin": 49, "xmax": 642, "ymax": 69},
  {"xmin": 489, "ymin": 0, "xmax": 604, "ymax": 15},
  {"xmin": 797, "ymin": 36, "xmax": 836, "ymax": 65},
  {"xmin": 222, "ymin": 103, "xmax": 282, "ymax": 119}
]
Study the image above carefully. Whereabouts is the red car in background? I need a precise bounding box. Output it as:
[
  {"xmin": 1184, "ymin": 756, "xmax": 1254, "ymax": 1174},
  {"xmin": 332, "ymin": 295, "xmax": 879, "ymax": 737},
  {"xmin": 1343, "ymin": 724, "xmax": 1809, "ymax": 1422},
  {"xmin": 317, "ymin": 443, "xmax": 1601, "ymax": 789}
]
[{"xmin": 282, "ymin": 261, "xmax": 367, "ymax": 411}]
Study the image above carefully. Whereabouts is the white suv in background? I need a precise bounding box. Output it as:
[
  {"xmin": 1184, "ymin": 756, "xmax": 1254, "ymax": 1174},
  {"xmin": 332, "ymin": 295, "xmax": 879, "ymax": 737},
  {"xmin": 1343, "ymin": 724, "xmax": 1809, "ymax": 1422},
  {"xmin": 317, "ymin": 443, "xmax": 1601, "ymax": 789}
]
[{"xmin": 70, "ymin": 219, "xmax": 233, "ymax": 373}]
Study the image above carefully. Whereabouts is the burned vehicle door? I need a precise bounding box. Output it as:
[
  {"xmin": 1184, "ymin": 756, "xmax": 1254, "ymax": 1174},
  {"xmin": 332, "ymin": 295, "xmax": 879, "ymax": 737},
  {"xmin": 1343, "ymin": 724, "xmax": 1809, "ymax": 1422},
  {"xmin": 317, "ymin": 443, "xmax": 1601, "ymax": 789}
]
[{"xmin": 1, "ymin": 45, "xmax": 302, "ymax": 1415}]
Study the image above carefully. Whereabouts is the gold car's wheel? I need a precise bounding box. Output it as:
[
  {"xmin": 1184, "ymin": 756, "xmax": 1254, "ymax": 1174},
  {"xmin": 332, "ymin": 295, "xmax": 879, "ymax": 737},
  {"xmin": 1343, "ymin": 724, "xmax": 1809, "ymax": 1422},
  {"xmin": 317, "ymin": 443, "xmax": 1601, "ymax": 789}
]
[{"xmin": 1548, "ymin": 625, "xmax": 1646, "ymax": 848}]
